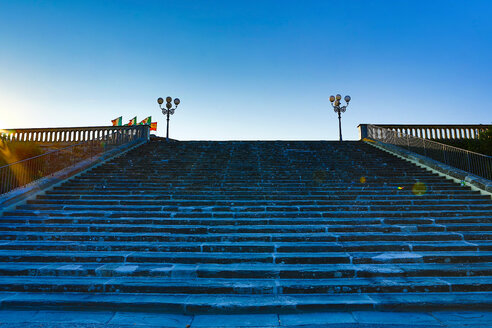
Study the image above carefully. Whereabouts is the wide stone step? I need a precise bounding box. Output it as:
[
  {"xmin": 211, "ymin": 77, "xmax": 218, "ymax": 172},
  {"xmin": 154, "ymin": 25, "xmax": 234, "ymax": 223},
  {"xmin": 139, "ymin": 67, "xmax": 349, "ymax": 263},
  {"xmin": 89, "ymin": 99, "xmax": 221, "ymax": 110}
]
[
  {"xmin": 36, "ymin": 193, "xmax": 490, "ymax": 201},
  {"xmin": 15, "ymin": 203, "xmax": 492, "ymax": 212},
  {"xmin": 0, "ymin": 262, "xmax": 490, "ymax": 279},
  {"xmin": 3, "ymin": 215, "xmax": 492, "ymax": 228},
  {"xmin": 75, "ymin": 175, "xmax": 444, "ymax": 182},
  {"xmin": 49, "ymin": 186, "xmax": 472, "ymax": 194},
  {"xmin": 26, "ymin": 198, "xmax": 492, "ymax": 207},
  {"xmin": 0, "ymin": 250, "xmax": 490, "ymax": 264},
  {"xmin": 58, "ymin": 182, "xmax": 459, "ymax": 189},
  {"xmin": 0, "ymin": 241, "xmax": 480, "ymax": 253},
  {"xmin": 0, "ymin": 231, "xmax": 466, "ymax": 243},
  {"xmin": 0, "ymin": 222, "xmax": 468, "ymax": 234},
  {"xmin": 0, "ymin": 216, "xmax": 385, "ymax": 226},
  {"xmin": 4, "ymin": 209, "xmax": 490, "ymax": 219},
  {"xmin": 462, "ymin": 232, "xmax": 492, "ymax": 240},
  {"xmin": 0, "ymin": 250, "xmax": 351, "ymax": 264},
  {"xmin": 0, "ymin": 276, "xmax": 490, "ymax": 295},
  {"xmin": 2, "ymin": 221, "xmax": 489, "ymax": 233},
  {"xmin": 7, "ymin": 217, "xmax": 490, "ymax": 232},
  {"xmin": 1, "ymin": 291, "xmax": 491, "ymax": 313}
]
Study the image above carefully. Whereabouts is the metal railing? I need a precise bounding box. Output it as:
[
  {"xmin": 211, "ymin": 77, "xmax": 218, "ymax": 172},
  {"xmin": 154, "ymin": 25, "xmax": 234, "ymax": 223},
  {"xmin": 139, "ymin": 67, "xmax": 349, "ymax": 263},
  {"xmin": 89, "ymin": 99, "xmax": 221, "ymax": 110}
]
[
  {"xmin": 366, "ymin": 124, "xmax": 492, "ymax": 181},
  {"xmin": 0, "ymin": 125, "xmax": 149, "ymax": 195}
]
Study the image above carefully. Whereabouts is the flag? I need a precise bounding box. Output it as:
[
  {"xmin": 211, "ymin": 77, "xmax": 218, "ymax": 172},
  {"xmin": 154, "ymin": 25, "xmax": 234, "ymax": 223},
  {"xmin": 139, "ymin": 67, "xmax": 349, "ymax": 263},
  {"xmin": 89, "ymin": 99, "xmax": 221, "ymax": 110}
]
[
  {"xmin": 139, "ymin": 116, "xmax": 151, "ymax": 125},
  {"xmin": 111, "ymin": 116, "xmax": 122, "ymax": 126},
  {"xmin": 127, "ymin": 117, "xmax": 137, "ymax": 126},
  {"xmin": 150, "ymin": 122, "xmax": 157, "ymax": 131}
]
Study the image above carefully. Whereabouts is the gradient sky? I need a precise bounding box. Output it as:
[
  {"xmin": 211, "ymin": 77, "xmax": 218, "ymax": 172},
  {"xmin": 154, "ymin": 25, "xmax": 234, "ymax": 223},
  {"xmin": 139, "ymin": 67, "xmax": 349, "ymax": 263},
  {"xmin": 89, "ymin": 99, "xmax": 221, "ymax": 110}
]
[{"xmin": 0, "ymin": 0, "xmax": 490, "ymax": 140}]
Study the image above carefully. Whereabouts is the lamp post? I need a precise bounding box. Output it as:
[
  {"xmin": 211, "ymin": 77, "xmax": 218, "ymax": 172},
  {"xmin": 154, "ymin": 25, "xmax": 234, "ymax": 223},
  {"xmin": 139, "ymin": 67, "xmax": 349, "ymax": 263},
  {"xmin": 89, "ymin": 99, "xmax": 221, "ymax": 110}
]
[
  {"xmin": 329, "ymin": 94, "xmax": 351, "ymax": 141},
  {"xmin": 157, "ymin": 96, "xmax": 180, "ymax": 142}
]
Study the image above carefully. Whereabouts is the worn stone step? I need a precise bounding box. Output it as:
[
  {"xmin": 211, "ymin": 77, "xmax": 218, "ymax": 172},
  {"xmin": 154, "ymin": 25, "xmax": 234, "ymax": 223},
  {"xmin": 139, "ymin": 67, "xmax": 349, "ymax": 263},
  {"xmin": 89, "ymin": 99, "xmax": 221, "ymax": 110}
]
[
  {"xmin": 0, "ymin": 241, "xmax": 480, "ymax": 253},
  {"xmin": 35, "ymin": 193, "xmax": 491, "ymax": 201},
  {"xmin": 0, "ymin": 249, "xmax": 490, "ymax": 265},
  {"xmin": 462, "ymin": 232, "xmax": 492, "ymax": 240},
  {"xmin": 0, "ymin": 276, "xmax": 490, "ymax": 295},
  {"xmin": 0, "ymin": 222, "xmax": 468, "ymax": 238},
  {"xmin": 16, "ymin": 203, "xmax": 492, "ymax": 212},
  {"xmin": 64, "ymin": 174, "xmax": 450, "ymax": 180},
  {"xmin": 0, "ymin": 250, "xmax": 354, "ymax": 264},
  {"xmin": 49, "ymin": 187, "xmax": 473, "ymax": 195},
  {"xmin": 0, "ymin": 262, "xmax": 491, "ymax": 280},
  {"xmin": 58, "ymin": 182, "xmax": 459, "ymax": 190},
  {"xmin": 350, "ymin": 251, "xmax": 492, "ymax": 264},
  {"xmin": 3, "ymin": 215, "xmax": 491, "ymax": 228},
  {"xmin": 0, "ymin": 231, "xmax": 466, "ymax": 243},
  {"xmin": 0, "ymin": 291, "xmax": 490, "ymax": 313},
  {"xmin": 0, "ymin": 216, "xmax": 385, "ymax": 226},
  {"xmin": 25, "ymin": 199, "xmax": 492, "ymax": 208},
  {"xmin": 4, "ymin": 209, "xmax": 490, "ymax": 219}
]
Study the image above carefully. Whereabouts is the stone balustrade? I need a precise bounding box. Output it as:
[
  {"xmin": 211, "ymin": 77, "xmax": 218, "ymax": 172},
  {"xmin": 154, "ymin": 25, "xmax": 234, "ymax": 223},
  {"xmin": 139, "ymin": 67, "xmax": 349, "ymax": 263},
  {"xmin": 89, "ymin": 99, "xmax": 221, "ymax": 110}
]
[
  {"xmin": 0, "ymin": 125, "xmax": 150, "ymax": 143},
  {"xmin": 358, "ymin": 124, "xmax": 490, "ymax": 140}
]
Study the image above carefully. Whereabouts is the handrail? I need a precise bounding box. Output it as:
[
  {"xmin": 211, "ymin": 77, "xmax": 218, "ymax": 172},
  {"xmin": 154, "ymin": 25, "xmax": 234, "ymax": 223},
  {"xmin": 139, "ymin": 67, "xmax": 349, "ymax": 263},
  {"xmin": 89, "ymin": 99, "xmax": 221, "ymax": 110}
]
[
  {"xmin": 0, "ymin": 125, "xmax": 150, "ymax": 195},
  {"xmin": 365, "ymin": 124, "xmax": 492, "ymax": 181}
]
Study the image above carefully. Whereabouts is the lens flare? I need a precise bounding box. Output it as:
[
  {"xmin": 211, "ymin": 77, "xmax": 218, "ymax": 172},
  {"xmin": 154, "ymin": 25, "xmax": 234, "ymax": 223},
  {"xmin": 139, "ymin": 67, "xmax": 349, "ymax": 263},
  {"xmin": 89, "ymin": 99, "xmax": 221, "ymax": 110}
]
[
  {"xmin": 359, "ymin": 176, "xmax": 366, "ymax": 183},
  {"xmin": 412, "ymin": 182, "xmax": 427, "ymax": 196}
]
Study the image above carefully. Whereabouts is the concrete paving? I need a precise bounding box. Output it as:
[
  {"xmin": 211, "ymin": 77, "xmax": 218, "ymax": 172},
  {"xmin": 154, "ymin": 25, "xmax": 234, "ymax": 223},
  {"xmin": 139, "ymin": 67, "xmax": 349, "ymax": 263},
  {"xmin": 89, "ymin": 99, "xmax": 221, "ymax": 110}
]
[{"xmin": 0, "ymin": 310, "xmax": 491, "ymax": 327}]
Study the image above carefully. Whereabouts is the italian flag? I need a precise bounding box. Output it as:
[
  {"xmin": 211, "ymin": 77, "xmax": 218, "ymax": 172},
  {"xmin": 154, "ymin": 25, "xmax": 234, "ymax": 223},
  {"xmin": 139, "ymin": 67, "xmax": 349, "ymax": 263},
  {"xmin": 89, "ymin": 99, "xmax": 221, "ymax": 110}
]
[
  {"xmin": 128, "ymin": 117, "xmax": 137, "ymax": 126},
  {"xmin": 150, "ymin": 122, "xmax": 157, "ymax": 131},
  {"xmin": 139, "ymin": 116, "xmax": 152, "ymax": 125},
  {"xmin": 111, "ymin": 116, "xmax": 122, "ymax": 126}
]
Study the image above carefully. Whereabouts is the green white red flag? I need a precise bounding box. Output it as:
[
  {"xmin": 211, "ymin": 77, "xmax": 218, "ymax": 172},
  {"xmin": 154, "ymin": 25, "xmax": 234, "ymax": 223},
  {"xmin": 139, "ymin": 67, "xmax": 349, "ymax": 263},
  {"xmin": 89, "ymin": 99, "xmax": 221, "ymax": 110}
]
[
  {"xmin": 127, "ymin": 117, "xmax": 137, "ymax": 126},
  {"xmin": 139, "ymin": 116, "xmax": 151, "ymax": 125},
  {"xmin": 111, "ymin": 116, "xmax": 122, "ymax": 126}
]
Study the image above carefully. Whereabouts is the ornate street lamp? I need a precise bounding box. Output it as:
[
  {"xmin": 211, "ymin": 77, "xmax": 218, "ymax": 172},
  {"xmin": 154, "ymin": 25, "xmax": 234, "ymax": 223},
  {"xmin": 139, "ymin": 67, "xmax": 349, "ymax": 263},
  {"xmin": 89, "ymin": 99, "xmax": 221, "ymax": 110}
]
[
  {"xmin": 157, "ymin": 96, "xmax": 180, "ymax": 142},
  {"xmin": 329, "ymin": 94, "xmax": 351, "ymax": 141}
]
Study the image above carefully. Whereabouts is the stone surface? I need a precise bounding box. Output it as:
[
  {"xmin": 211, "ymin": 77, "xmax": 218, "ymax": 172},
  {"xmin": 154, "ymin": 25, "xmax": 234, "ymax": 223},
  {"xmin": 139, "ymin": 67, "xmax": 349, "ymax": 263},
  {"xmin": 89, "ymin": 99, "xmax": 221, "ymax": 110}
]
[
  {"xmin": 109, "ymin": 312, "xmax": 191, "ymax": 326},
  {"xmin": 279, "ymin": 312, "xmax": 356, "ymax": 325},
  {"xmin": 32, "ymin": 311, "xmax": 114, "ymax": 324},
  {"xmin": 431, "ymin": 311, "xmax": 492, "ymax": 326},
  {"xmin": 1, "ymin": 310, "xmax": 492, "ymax": 327},
  {"xmin": 191, "ymin": 314, "xmax": 278, "ymax": 327},
  {"xmin": 0, "ymin": 310, "xmax": 38, "ymax": 323},
  {"xmin": 353, "ymin": 311, "xmax": 439, "ymax": 325}
]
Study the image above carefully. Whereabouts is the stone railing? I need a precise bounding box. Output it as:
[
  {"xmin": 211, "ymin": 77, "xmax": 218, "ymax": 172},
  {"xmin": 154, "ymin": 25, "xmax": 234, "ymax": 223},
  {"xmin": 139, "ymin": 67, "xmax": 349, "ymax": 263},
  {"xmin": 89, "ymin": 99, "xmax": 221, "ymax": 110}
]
[
  {"xmin": 358, "ymin": 124, "xmax": 490, "ymax": 141},
  {"xmin": 0, "ymin": 125, "xmax": 150, "ymax": 143}
]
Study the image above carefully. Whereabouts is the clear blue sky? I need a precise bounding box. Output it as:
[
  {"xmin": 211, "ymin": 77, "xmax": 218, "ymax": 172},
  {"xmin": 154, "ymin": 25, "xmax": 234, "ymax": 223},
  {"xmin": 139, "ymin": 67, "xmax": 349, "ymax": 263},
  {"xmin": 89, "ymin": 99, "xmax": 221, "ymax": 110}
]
[{"xmin": 0, "ymin": 0, "xmax": 490, "ymax": 140}]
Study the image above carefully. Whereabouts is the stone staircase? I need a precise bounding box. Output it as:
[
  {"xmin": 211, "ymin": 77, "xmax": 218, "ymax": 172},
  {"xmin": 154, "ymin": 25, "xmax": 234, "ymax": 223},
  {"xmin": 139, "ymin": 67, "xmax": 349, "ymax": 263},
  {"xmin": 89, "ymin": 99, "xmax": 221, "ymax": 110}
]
[{"xmin": 0, "ymin": 140, "xmax": 491, "ymax": 313}]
